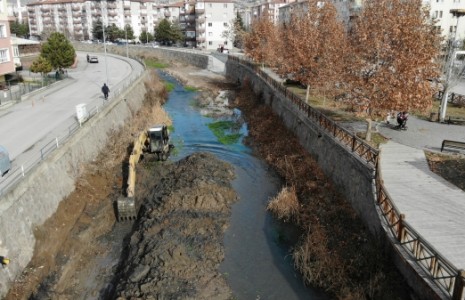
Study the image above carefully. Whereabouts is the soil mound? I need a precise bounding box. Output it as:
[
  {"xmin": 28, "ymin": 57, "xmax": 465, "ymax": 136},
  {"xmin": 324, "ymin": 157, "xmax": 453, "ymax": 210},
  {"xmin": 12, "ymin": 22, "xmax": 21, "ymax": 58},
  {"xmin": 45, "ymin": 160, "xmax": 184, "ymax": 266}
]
[{"xmin": 113, "ymin": 152, "xmax": 237, "ymax": 299}]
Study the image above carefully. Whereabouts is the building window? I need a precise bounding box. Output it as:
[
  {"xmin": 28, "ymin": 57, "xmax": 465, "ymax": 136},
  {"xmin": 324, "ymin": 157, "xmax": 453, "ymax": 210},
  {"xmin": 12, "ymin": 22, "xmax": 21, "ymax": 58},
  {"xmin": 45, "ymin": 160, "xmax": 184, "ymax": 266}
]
[
  {"xmin": 208, "ymin": 22, "xmax": 212, "ymax": 27},
  {"xmin": 224, "ymin": 41, "xmax": 228, "ymax": 45},
  {"xmin": 439, "ymin": 11, "xmax": 443, "ymax": 18},
  {"xmin": 0, "ymin": 25, "xmax": 6, "ymax": 38},
  {"xmin": 209, "ymin": 41, "xmax": 212, "ymax": 45},
  {"xmin": 223, "ymin": 3, "xmax": 227, "ymax": 8},
  {"xmin": 209, "ymin": 3, "xmax": 212, "ymax": 7},
  {"xmin": 0, "ymin": 49, "xmax": 9, "ymax": 63},
  {"xmin": 223, "ymin": 22, "xmax": 228, "ymax": 26},
  {"xmin": 208, "ymin": 32, "xmax": 212, "ymax": 36}
]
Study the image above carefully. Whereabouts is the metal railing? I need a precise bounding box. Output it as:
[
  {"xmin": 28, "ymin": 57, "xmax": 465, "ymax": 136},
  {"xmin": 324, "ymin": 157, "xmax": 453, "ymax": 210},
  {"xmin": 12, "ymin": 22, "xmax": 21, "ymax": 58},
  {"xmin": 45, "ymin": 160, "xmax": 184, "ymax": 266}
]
[
  {"xmin": 230, "ymin": 55, "xmax": 464, "ymax": 300},
  {"xmin": 0, "ymin": 76, "xmax": 65, "ymax": 105},
  {"xmin": 0, "ymin": 68, "xmax": 145, "ymax": 197}
]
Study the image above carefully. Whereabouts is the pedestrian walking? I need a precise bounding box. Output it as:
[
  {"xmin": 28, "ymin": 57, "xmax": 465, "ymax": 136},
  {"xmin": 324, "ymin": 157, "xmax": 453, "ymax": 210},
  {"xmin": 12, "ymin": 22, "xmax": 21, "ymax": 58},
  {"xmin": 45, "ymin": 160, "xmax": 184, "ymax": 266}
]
[{"xmin": 101, "ymin": 83, "xmax": 110, "ymax": 100}]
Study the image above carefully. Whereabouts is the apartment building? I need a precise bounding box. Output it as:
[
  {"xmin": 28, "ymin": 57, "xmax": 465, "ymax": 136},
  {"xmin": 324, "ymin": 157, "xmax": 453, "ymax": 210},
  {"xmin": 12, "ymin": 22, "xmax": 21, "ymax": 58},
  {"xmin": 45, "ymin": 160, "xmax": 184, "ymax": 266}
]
[
  {"xmin": 194, "ymin": 0, "xmax": 234, "ymax": 50},
  {"xmin": 0, "ymin": 0, "xmax": 15, "ymax": 83},
  {"xmin": 26, "ymin": 0, "xmax": 181, "ymax": 41},
  {"xmin": 332, "ymin": 0, "xmax": 465, "ymax": 43},
  {"xmin": 428, "ymin": 0, "xmax": 465, "ymax": 42}
]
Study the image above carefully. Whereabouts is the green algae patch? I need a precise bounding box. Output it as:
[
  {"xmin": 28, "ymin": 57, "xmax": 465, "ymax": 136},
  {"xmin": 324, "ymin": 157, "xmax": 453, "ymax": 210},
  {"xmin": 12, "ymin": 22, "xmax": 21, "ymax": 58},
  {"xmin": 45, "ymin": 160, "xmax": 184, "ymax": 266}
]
[{"xmin": 208, "ymin": 121, "xmax": 242, "ymax": 145}]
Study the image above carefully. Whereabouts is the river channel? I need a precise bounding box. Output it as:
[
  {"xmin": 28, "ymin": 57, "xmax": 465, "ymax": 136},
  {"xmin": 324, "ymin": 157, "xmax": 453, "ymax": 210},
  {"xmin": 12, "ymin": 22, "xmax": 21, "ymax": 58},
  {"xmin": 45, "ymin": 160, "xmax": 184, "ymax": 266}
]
[{"xmin": 161, "ymin": 72, "xmax": 328, "ymax": 300}]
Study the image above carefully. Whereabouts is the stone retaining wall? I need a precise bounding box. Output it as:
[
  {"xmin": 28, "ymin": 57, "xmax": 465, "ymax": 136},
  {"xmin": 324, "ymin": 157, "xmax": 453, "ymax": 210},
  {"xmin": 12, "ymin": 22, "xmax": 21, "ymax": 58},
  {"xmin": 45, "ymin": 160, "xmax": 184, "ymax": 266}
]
[
  {"xmin": 74, "ymin": 43, "xmax": 209, "ymax": 69},
  {"xmin": 0, "ymin": 70, "xmax": 149, "ymax": 297}
]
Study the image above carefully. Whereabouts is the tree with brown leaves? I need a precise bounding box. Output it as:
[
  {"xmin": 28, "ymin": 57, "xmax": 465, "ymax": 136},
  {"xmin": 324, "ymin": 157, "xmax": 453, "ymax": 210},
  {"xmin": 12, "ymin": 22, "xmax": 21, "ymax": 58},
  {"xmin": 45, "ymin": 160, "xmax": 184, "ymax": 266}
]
[
  {"xmin": 243, "ymin": 12, "xmax": 279, "ymax": 65},
  {"xmin": 346, "ymin": 0, "xmax": 442, "ymax": 116},
  {"xmin": 276, "ymin": 0, "xmax": 348, "ymax": 100}
]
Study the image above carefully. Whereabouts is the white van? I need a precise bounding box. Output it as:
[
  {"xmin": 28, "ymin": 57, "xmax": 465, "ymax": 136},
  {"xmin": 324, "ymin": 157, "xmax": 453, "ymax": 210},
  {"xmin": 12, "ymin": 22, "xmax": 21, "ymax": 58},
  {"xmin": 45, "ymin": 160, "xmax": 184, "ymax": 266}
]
[{"xmin": 0, "ymin": 145, "xmax": 11, "ymax": 176}]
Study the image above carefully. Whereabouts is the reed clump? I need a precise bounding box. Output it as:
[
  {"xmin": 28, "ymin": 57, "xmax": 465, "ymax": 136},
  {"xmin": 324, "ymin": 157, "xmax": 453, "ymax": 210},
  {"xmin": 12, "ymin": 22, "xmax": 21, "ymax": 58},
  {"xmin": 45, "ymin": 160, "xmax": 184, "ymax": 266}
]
[{"xmin": 267, "ymin": 186, "xmax": 299, "ymax": 222}]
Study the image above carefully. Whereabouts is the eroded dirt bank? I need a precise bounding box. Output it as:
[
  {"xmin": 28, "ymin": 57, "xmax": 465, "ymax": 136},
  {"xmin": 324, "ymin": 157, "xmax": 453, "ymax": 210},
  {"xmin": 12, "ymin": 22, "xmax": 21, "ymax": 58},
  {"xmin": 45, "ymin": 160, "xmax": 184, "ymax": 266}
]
[{"xmin": 112, "ymin": 152, "xmax": 236, "ymax": 299}]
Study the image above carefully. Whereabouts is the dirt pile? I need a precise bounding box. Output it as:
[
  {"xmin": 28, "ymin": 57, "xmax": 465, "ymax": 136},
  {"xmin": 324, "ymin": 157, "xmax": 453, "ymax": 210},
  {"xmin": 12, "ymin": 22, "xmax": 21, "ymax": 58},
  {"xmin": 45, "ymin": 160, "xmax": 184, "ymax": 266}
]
[{"xmin": 112, "ymin": 152, "xmax": 236, "ymax": 299}]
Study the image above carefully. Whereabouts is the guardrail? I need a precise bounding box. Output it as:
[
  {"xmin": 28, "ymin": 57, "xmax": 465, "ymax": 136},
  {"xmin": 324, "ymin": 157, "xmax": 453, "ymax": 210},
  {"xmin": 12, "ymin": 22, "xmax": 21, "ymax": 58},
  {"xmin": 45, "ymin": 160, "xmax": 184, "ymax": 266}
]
[
  {"xmin": 230, "ymin": 55, "xmax": 464, "ymax": 300},
  {"xmin": 0, "ymin": 67, "xmax": 144, "ymax": 197}
]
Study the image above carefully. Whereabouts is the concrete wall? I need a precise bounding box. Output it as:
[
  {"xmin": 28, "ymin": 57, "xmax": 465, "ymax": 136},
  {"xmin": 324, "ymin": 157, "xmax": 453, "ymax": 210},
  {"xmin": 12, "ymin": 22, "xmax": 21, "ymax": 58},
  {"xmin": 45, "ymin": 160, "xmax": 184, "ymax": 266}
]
[
  {"xmin": 225, "ymin": 59, "xmax": 442, "ymax": 300},
  {"xmin": 0, "ymin": 70, "xmax": 149, "ymax": 297},
  {"xmin": 74, "ymin": 43, "xmax": 209, "ymax": 69}
]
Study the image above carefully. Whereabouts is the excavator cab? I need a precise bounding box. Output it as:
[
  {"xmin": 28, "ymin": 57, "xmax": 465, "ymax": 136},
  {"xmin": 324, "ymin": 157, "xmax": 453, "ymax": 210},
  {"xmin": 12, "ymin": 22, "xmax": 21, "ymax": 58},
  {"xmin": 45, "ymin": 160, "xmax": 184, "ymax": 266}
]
[{"xmin": 147, "ymin": 125, "xmax": 171, "ymax": 161}]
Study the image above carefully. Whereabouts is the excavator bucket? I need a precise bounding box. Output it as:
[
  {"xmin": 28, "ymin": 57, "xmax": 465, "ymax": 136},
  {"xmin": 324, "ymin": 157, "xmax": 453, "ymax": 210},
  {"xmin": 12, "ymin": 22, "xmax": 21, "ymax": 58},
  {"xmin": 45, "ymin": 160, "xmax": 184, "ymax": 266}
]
[{"xmin": 117, "ymin": 196, "xmax": 137, "ymax": 221}]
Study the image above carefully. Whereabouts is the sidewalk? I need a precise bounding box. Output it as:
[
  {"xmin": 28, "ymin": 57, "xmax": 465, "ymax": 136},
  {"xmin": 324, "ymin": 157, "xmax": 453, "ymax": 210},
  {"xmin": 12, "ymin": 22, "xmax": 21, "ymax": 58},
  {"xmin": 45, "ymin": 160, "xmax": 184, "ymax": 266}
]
[{"xmin": 380, "ymin": 141, "xmax": 465, "ymax": 269}]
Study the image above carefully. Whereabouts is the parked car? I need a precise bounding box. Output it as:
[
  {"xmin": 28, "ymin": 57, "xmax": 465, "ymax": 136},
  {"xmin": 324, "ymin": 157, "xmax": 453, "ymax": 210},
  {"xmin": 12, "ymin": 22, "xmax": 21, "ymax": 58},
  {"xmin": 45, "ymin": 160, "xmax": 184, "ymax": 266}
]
[
  {"xmin": 0, "ymin": 145, "xmax": 11, "ymax": 177},
  {"xmin": 89, "ymin": 56, "xmax": 99, "ymax": 63}
]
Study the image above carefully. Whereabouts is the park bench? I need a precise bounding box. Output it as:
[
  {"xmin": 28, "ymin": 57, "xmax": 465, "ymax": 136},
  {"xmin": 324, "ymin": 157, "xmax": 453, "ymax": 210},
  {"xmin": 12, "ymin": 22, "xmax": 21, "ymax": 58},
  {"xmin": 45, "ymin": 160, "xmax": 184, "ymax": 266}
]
[
  {"xmin": 446, "ymin": 116, "xmax": 465, "ymax": 125},
  {"xmin": 441, "ymin": 140, "xmax": 465, "ymax": 153}
]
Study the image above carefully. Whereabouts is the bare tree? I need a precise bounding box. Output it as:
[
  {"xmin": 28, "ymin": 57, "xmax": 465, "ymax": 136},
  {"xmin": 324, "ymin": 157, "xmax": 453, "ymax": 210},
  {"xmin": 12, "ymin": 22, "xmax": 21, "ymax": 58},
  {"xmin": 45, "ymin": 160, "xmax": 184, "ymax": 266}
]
[{"xmin": 346, "ymin": 0, "xmax": 442, "ymax": 117}]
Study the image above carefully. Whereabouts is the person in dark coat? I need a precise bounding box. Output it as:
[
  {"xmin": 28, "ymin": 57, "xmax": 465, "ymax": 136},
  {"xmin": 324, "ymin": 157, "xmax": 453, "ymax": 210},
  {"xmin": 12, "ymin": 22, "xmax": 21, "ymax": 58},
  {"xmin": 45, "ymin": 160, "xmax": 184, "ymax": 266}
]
[{"xmin": 101, "ymin": 83, "xmax": 110, "ymax": 100}]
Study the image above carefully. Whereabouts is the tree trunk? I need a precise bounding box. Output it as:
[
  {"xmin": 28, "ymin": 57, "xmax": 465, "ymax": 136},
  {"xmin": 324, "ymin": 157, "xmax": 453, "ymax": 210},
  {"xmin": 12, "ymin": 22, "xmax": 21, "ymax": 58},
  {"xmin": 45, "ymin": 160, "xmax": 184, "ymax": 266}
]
[
  {"xmin": 365, "ymin": 118, "xmax": 372, "ymax": 142},
  {"xmin": 305, "ymin": 85, "xmax": 310, "ymax": 104}
]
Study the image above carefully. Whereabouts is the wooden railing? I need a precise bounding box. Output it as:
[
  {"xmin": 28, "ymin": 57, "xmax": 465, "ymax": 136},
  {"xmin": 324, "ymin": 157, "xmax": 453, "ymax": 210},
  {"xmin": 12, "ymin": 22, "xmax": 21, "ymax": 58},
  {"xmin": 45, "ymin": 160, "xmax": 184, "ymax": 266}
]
[
  {"xmin": 230, "ymin": 55, "xmax": 379, "ymax": 168},
  {"xmin": 229, "ymin": 55, "xmax": 465, "ymax": 300}
]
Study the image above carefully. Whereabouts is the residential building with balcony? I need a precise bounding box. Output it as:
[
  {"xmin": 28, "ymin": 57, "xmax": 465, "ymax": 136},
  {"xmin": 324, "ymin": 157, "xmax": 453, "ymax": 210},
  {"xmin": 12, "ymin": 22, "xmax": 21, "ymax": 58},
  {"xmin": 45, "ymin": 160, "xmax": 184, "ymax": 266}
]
[
  {"xmin": 0, "ymin": 0, "xmax": 15, "ymax": 83},
  {"xmin": 26, "ymin": 0, "xmax": 181, "ymax": 42},
  {"xmin": 194, "ymin": 0, "xmax": 235, "ymax": 50},
  {"xmin": 331, "ymin": 0, "xmax": 465, "ymax": 43}
]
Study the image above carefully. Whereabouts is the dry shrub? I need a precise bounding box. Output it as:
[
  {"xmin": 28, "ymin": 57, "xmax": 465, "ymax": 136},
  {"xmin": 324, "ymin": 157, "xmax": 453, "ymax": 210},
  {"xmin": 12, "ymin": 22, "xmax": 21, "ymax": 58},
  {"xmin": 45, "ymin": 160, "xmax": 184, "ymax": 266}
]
[{"xmin": 267, "ymin": 186, "xmax": 299, "ymax": 222}]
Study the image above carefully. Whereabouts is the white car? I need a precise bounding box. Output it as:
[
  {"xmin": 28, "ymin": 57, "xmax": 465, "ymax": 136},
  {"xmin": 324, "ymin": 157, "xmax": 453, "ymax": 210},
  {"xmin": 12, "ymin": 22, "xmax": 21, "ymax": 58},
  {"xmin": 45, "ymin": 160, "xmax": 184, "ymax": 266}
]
[{"xmin": 89, "ymin": 56, "xmax": 99, "ymax": 63}]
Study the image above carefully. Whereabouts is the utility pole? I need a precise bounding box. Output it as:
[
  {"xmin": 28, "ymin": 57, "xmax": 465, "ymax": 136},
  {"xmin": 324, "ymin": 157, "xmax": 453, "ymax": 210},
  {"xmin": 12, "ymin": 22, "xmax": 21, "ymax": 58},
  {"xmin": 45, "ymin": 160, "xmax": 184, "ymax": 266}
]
[
  {"xmin": 102, "ymin": 20, "xmax": 109, "ymax": 85},
  {"xmin": 439, "ymin": 9, "xmax": 465, "ymax": 122},
  {"xmin": 125, "ymin": 25, "xmax": 129, "ymax": 58}
]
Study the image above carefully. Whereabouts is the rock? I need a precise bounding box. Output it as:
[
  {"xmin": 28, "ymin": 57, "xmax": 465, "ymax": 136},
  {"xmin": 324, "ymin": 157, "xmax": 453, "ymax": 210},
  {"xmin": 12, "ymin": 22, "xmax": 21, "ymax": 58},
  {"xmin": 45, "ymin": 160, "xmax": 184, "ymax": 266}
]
[{"xmin": 129, "ymin": 265, "xmax": 150, "ymax": 283}]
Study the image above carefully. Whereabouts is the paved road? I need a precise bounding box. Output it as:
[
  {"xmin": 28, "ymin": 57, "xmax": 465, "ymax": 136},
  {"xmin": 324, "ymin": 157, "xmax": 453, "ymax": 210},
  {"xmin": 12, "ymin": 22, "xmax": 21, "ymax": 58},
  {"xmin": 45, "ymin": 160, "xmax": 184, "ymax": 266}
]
[
  {"xmin": 0, "ymin": 51, "xmax": 144, "ymax": 188},
  {"xmin": 378, "ymin": 115, "xmax": 465, "ymax": 151}
]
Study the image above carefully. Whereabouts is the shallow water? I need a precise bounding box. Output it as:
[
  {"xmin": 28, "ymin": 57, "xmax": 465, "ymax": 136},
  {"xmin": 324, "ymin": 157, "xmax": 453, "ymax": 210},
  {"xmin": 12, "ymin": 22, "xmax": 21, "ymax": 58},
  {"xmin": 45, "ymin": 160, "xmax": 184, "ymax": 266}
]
[{"xmin": 161, "ymin": 72, "xmax": 328, "ymax": 300}]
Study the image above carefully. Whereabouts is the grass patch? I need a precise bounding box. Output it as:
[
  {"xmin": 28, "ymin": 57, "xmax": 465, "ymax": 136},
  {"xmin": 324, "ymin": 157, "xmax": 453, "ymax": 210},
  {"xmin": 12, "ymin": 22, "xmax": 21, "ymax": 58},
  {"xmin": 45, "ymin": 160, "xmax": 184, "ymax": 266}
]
[
  {"xmin": 184, "ymin": 85, "xmax": 198, "ymax": 92},
  {"xmin": 415, "ymin": 99, "xmax": 465, "ymax": 120},
  {"xmin": 145, "ymin": 58, "xmax": 169, "ymax": 69},
  {"xmin": 356, "ymin": 132, "xmax": 388, "ymax": 148},
  {"xmin": 208, "ymin": 121, "xmax": 242, "ymax": 145},
  {"xmin": 285, "ymin": 86, "xmax": 367, "ymax": 122},
  {"xmin": 164, "ymin": 82, "xmax": 175, "ymax": 92}
]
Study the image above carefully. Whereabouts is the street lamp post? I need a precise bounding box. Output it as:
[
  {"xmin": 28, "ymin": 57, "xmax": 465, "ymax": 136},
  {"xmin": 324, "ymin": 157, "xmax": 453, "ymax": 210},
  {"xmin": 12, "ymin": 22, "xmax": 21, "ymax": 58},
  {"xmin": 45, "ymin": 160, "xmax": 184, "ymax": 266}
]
[
  {"xmin": 102, "ymin": 20, "xmax": 109, "ymax": 86},
  {"xmin": 439, "ymin": 9, "xmax": 465, "ymax": 122},
  {"xmin": 125, "ymin": 25, "xmax": 129, "ymax": 58}
]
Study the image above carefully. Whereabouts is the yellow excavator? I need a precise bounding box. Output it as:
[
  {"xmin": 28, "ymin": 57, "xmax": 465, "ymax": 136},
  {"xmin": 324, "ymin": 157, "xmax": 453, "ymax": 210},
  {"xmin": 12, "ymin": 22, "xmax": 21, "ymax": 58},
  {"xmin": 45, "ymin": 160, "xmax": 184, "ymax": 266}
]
[{"xmin": 116, "ymin": 124, "xmax": 173, "ymax": 221}]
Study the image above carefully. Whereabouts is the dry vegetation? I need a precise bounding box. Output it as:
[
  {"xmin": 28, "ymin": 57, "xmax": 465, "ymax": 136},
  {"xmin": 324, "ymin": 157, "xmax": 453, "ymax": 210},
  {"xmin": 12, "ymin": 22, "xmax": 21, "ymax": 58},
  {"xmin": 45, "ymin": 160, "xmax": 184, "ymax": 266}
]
[
  {"xmin": 267, "ymin": 186, "xmax": 300, "ymax": 222},
  {"xmin": 425, "ymin": 151, "xmax": 465, "ymax": 191},
  {"xmin": 235, "ymin": 80, "xmax": 411, "ymax": 300}
]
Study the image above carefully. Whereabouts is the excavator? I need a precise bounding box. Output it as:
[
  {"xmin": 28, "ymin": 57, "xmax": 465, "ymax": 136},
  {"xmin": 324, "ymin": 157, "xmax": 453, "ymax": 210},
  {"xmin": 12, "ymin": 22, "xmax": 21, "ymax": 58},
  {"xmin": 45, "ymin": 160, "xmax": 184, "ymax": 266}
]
[{"xmin": 116, "ymin": 124, "xmax": 173, "ymax": 221}]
